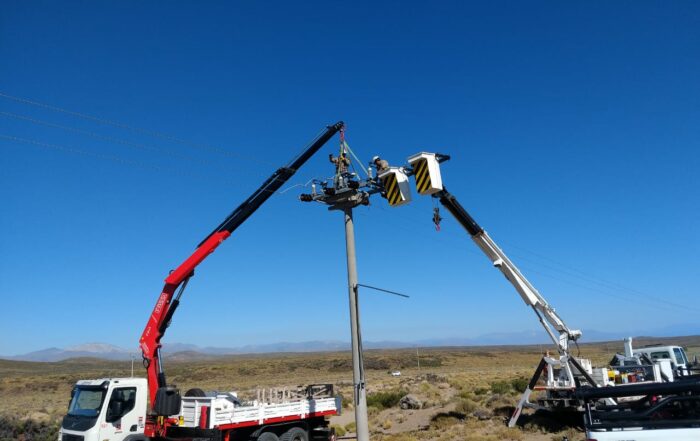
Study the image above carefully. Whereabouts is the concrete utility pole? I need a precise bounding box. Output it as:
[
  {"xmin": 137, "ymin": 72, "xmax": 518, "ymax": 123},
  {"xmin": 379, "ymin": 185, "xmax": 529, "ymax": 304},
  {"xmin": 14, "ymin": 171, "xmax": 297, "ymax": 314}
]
[
  {"xmin": 343, "ymin": 207, "xmax": 370, "ymax": 441},
  {"xmin": 299, "ymin": 135, "xmax": 391, "ymax": 441},
  {"xmin": 300, "ymin": 171, "xmax": 376, "ymax": 440}
]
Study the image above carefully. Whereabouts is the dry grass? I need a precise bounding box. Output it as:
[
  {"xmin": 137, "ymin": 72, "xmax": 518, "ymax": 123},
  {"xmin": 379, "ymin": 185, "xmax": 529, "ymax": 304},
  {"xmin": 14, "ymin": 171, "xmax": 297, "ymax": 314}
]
[{"xmin": 1, "ymin": 336, "xmax": 698, "ymax": 440}]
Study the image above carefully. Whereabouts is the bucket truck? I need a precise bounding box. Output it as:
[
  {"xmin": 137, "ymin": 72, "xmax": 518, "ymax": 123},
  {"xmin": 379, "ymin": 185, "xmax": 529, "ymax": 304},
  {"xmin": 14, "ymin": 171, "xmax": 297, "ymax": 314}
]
[
  {"xmin": 59, "ymin": 122, "xmax": 345, "ymax": 441},
  {"xmin": 376, "ymin": 152, "xmax": 700, "ymax": 427}
]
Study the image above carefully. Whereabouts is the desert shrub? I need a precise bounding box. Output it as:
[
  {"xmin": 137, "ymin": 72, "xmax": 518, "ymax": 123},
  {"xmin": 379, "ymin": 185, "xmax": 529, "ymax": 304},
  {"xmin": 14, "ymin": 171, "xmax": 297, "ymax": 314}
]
[
  {"xmin": 520, "ymin": 410, "xmax": 581, "ymax": 433},
  {"xmin": 490, "ymin": 380, "xmax": 512, "ymax": 394},
  {"xmin": 331, "ymin": 424, "xmax": 346, "ymax": 437},
  {"xmin": 344, "ymin": 421, "xmax": 356, "ymax": 433},
  {"xmin": 382, "ymin": 418, "xmax": 393, "ymax": 430},
  {"xmin": 474, "ymin": 387, "xmax": 489, "ymax": 395},
  {"xmin": 457, "ymin": 390, "xmax": 473, "ymax": 400},
  {"xmin": 0, "ymin": 415, "xmax": 60, "ymax": 441},
  {"xmin": 365, "ymin": 357, "xmax": 390, "ymax": 370},
  {"xmin": 494, "ymin": 426, "xmax": 525, "ymax": 440},
  {"xmin": 416, "ymin": 356, "xmax": 442, "ymax": 367},
  {"xmin": 329, "ymin": 359, "xmax": 352, "ymax": 372},
  {"xmin": 367, "ymin": 389, "xmax": 406, "ymax": 410},
  {"xmin": 337, "ymin": 392, "xmax": 351, "ymax": 409},
  {"xmin": 510, "ymin": 377, "xmax": 529, "ymax": 393},
  {"xmin": 455, "ymin": 398, "xmax": 477, "ymax": 415},
  {"xmin": 430, "ymin": 412, "xmax": 463, "ymax": 430}
]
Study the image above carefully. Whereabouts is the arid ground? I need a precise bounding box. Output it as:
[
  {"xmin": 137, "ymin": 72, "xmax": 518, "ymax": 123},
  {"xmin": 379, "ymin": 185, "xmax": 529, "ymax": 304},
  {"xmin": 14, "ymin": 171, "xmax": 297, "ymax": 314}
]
[{"xmin": 1, "ymin": 336, "xmax": 698, "ymax": 441}]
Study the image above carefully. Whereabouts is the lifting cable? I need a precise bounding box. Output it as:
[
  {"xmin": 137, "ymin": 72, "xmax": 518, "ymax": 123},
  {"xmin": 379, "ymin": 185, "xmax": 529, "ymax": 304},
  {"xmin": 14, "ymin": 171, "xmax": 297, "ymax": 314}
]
[{"xmin": 338, "ymin": 125, "xmax": 370, "ymax": 178}]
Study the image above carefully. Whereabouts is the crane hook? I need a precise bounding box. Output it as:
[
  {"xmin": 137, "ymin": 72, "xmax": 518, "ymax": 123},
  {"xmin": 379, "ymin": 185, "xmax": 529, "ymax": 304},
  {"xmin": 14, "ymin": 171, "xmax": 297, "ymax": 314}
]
[{"xmin": 433, "ymin": 207, "xmax": 442, "ymax": 231}]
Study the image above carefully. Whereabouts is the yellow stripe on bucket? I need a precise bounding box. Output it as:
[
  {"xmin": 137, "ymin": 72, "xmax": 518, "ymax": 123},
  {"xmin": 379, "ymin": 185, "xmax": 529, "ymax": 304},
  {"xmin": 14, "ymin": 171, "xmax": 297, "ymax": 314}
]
[
  {"xmin": 413, "ymin": 159, "xmax": 432, "ymax": 193},
  {"xmin": 382, "ymin": 173, "xmax": 403, "ymax": 206}
]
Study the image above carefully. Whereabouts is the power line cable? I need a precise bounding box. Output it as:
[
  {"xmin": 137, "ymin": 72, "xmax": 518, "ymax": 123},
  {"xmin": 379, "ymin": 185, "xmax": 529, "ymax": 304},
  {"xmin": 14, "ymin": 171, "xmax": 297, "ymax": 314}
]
[
  {"xmin": 496, "ymin": 239, "xmax": 686, "ymax": 309},
  {"xmin": 0, "ymin": 134, "xmax": 292, "ymax": 192},
  {"xmin": 0, "ymin": 110, "xmax": 267, "ymax": 176},
  {"xmin": 0, "ymin": 91, "xmax": 276, "ymax": 166},
  {"xmin": 361, "ymin": 203, "xmax": 698, "ymax": 313}
]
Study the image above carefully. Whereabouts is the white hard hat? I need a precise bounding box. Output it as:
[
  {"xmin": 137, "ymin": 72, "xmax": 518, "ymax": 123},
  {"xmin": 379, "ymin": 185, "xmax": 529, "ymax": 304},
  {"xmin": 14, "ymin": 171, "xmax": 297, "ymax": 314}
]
[{"xmin": 371, "ymin": 155, "xmax": 380, "ymax": 162}]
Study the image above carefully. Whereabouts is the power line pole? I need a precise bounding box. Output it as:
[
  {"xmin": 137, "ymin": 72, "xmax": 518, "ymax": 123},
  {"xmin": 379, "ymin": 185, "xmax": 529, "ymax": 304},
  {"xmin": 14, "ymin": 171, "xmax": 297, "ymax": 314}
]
[
  {"xmin": 301, "ymin": 139, "xmax": 413, "ymax": 440},
  {"xmin": 300, "ymin": 141, "xmax": 379, "ymax": 441},
  {"xmin": 343, "ymin": 207, "xmax": 369, "ymax": 441}
]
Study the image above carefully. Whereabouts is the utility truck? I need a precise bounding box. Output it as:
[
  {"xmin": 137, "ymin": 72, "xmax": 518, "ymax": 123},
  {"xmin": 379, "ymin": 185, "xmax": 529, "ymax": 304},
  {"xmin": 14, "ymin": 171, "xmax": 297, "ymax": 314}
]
[
  {"xmin": 60, "ymin": 122, "xmax": 345, "ymax": 441},
  {"xmin": 375, "ymin": 151, "xmax": 696, "ymax": 427},
  {"xmin": 61, "ymin": 378, "xmax": 339, "ymax": 441}
]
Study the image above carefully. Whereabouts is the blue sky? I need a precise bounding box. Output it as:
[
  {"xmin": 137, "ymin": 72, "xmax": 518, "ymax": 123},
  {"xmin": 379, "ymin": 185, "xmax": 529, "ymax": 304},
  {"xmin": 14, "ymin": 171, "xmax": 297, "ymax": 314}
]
[{"xmin": 1, "ymin": 1, "xmax": 698, "ymax": 355}]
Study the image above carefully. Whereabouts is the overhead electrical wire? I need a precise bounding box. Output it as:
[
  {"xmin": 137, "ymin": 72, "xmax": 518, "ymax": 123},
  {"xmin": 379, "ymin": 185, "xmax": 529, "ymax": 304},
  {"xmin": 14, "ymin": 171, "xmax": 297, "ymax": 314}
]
[
  {"xmin": 0, "ymin": 134, "xmax": 280, "ymax": 190},
  {"xmin": 0, "ymin": 132, "xmax": 328, "ymax": 198},
  {"xmin": 0, "ymin": 91, "xmax": 276, "ymax": 166},
  {"xmin": 0, "ymin": 92, "xmax": 333, "ymax": 195},
  {"xmin": 2, "ymin": 92, "xmax": 686, "ymax": 314},
  {"xmin": 360, "ymin": 203, "xmax": 698, "ymax": 314},
  {"xmin": 495, "ymin": 239, "xmax": 686, "ymax": 310},
  {"xmin": 0, "ymin": 110, "xmax": 264, "ymax": 175}
]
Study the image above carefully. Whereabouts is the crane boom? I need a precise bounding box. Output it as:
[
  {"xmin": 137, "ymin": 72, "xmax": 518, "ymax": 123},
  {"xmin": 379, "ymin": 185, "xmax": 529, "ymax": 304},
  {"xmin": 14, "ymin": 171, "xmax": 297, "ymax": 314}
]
[
  {"xmin": 394, "ymin": 151, "xmax": 601, "ymax": 428},
  {"xmin": 139, "ymin": 122, "xmax": 344, "ymax": 415},
  {"xmin": 437, "ymin": 189, "xmax": 581, "ymax": 355}
]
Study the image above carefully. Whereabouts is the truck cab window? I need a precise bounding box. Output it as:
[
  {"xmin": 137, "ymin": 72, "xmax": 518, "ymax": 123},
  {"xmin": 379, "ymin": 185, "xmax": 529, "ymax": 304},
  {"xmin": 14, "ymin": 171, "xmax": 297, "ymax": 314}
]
[
  {"xmin": 673, "ymin": 347, "xmax": 687, "ymax": 366},
  {"xmin": 650, "ymin": 351, "xmax": 670, "ymax": 360},
  {"xmin": 106, "ymin": 387, "xmax": 137, "ymax": 422}
]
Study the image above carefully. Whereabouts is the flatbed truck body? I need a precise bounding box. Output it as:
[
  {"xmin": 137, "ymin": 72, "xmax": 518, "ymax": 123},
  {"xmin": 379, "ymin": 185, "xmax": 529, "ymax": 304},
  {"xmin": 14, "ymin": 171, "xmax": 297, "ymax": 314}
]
[{"xmin": 59, "ymin": 378, "xmax": 339, "ymax": 441}]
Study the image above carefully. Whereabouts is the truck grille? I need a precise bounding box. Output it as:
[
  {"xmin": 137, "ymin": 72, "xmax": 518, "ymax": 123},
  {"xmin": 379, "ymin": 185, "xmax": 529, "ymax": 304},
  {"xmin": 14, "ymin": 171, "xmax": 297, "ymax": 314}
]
[{"xmin": 62, "ymin": 434, "xmax": 84, "ymax": 441}]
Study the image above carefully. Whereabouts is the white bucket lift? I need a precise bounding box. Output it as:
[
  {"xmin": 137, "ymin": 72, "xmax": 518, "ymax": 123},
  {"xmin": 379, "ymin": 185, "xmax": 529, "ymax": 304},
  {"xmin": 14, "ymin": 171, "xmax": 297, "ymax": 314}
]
[
  {"xmin": 378, "ymin": 167, "xmax": 412, "ymax": 207},
  {"xmin": 407, "ymin": 152, "xmax": 443, "ymax": 195}
]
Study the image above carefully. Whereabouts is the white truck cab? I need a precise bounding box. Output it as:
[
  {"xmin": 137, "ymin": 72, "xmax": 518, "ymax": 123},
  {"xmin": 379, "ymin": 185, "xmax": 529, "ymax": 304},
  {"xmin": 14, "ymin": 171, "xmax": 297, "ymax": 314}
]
[
  {"xmin": 59, "ymin": 378, "xmax": 148, "ymax": 441},
  {"xmin": 632, "ymin": 345, "xmax": 690, "ymax": 370}
]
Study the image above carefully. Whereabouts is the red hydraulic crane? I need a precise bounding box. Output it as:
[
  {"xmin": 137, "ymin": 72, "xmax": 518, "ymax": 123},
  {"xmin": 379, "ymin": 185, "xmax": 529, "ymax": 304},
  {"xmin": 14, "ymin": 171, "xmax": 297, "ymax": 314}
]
[{"xmin": 138, "ymin": 122, "xmax": 344, "ymax": 437}]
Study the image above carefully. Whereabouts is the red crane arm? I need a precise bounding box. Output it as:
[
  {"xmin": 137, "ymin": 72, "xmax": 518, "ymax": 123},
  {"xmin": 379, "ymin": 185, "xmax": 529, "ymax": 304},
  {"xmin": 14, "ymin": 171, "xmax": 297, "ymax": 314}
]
[{"xmin": 138, "ymin": 122, "xmax": 344, "ymax": 412}]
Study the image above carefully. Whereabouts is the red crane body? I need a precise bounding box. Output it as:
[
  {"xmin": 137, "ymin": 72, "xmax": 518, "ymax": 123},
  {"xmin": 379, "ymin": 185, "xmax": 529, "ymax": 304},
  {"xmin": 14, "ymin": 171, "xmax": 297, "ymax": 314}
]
[{"xmin": 137, "ymin": 123, "xmax": 343, "ymax": 436}]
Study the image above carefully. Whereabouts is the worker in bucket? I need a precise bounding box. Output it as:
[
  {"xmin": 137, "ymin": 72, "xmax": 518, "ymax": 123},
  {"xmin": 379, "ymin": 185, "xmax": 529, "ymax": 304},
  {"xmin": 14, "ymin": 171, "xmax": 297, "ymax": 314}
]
[{"xmin": 371, "ymin": 155, "xmax": 389, "ymax": 177}]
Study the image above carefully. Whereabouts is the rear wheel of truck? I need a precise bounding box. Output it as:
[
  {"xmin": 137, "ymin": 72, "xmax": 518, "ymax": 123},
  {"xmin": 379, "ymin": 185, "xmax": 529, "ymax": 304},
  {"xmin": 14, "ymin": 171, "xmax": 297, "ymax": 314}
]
[
  {"xmin": 280, "ymin": 427, "xmax": 308, "ymax": 441},
  {"xmin": 184, "ymin": 387, "xmax": 206, "ymax": 397},
  {"xmin": 257, "ymin": 432, "xmax": 280, "ymax": 441}
]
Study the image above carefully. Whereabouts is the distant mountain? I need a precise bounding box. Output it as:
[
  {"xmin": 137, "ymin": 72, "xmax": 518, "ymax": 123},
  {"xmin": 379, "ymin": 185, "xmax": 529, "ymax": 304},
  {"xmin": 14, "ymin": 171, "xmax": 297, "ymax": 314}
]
[
  {"xmin": 6, "ymin": 323, "xmax": 700, "ymax": 362},
  {"xmin": 10, "ymin": 343, "xmax": 133, "ymax": 362}
]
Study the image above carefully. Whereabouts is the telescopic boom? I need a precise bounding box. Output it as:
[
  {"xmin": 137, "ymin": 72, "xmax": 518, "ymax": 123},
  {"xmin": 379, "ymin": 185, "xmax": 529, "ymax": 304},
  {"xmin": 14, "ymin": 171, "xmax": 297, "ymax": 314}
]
[
  {"xmin": 436, "ymin": 188, "xmax": 582, "ymax": 355},
  {"xmin": 139, "ymin": 122, "xmax": 344, "ymax": 413}
]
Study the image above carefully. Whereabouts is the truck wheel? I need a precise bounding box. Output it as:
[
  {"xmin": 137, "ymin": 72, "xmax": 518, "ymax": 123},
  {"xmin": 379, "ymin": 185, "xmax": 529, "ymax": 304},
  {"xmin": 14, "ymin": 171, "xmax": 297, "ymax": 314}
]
[
  {"xmin": 257, "ymin": 432, "xmax": 280, "ymax": 441},
  {"xmin": 185, "ymin": 388, "xmax": 206, "ymax": 397},
  {"xmin": 280, "ymin": 427, "xmax": 308, "ymax": 441}
]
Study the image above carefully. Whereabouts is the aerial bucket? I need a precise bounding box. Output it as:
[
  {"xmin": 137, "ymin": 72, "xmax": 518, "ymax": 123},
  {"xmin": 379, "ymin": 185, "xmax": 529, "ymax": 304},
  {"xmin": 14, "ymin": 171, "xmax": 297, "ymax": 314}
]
[
  {"xmin": 378, "ymin": 167, "xmax": 412, "ymax": 207},
  {"xmin": 407, "ymin": 152, "xmax": 443, "ymax": 195}
]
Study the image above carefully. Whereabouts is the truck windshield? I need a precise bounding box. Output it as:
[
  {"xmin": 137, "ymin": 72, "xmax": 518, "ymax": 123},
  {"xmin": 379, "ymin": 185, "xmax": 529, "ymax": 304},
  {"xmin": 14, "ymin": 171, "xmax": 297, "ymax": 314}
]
[
  {"xmin": 673, "ymin": 347, "xmax": 688, "ymax": 366},
  {"xmin": 68, "ymin": 387, "xmax": 106, "ymax": 417}
]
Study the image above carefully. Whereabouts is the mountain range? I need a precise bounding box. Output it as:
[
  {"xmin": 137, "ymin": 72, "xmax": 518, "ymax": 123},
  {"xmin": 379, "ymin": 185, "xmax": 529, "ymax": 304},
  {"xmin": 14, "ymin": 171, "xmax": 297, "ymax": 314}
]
[{"xmin": 4, "ymin": 322, "xmax": 699, "ymax": 362}]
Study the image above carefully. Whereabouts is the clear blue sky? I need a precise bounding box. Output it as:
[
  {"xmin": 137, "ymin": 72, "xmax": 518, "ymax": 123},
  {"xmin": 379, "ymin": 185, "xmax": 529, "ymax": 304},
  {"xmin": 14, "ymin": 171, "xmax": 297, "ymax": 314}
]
[{"xmin": 1, "ymin": 1, "xmax": 698, "ymax": 355}]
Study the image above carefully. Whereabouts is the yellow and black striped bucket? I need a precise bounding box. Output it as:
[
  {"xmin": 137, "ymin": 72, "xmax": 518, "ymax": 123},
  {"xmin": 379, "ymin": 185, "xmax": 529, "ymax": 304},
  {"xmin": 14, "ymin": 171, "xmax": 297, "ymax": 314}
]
[
  {"xmin": 413, "ymin": 158, "xmax": 432, "ymax": 194},
  {"xmin": 379, "ymin": 168, "xmax": 411, "ymax": 207},
  {"xmin": 408, "ymin": 152, "xmax": 443, "ymax": 195}
]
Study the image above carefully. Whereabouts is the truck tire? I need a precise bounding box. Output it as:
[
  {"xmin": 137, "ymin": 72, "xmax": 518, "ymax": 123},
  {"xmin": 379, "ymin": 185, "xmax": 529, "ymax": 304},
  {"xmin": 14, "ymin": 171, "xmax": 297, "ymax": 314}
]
[
  {"xmin": 185, "ymin": 388, "xmax": 206, "ymax": 397},
  {"xmin": 257, "ymin": 432, "xmax": 280, "ymax": 441},
  {"xmin": 280, "ymin": 427, "xmax": 308, "ymax": 441}
]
